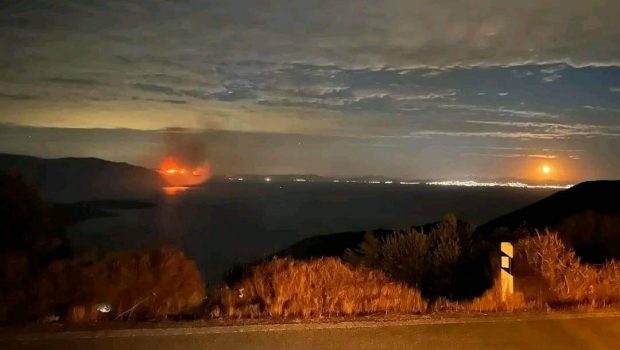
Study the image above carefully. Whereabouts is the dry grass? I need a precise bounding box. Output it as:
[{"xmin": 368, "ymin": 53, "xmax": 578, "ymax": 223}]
[
  {"xmin": 220, "ymin": 258, "xmax": 426, "ymax": 318},
  {"xmin": 36, "ymin": 248, "xmax": 206, "ymax": 321},
  {"xmin": 433, "ymin": 277, "xmax": 530, "ymax": 313},
  {"xmin": 515, "ymin": 231, "xmax": 620, "ymax": 307}
]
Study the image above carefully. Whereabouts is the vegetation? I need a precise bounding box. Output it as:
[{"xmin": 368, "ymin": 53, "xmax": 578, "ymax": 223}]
[
  {"xmin": 220, "ymin": 258, "xmax": 426, "ymax": 318},
  {"xmin": 1, "ymin": 248, "xmax": 205, "ymax": 323},
  {"xmin": 515, "ymin": 231, "xmax": 620, "ymax": 307},
  {"xmin": 344, "ymin": 214, "xmax": 492, "ymax": 301},
  {"xmin": 0, "ymin": 172, "xmax": 71, "ymax": 322},
  {"xmin": 2, "ymin": 172, "xmax": 619, "ymax": 323},
  {"xmin": 0, "ymin": 171, "xmax": 70, "ymax": 261},
  {"xmin": 37, "ymin": 248, "xmax": 205, "ymax": 322}
]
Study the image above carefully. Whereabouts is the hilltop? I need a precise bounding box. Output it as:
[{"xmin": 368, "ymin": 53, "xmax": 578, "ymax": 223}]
[
  {"xmin": 0, "ymin": 154, "xmax": 168, "ymax": 202},
  {"xmin": 474, "ymin": 180, "xmax": 620, "ymax": 262}
]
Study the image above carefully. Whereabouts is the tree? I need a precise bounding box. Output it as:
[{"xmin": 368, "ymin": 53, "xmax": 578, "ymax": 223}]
[{"xmin": 0, "ymin": 171, "xmax": 69, "ymax": 260}]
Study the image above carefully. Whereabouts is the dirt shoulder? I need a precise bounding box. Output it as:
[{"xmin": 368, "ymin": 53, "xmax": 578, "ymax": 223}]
[{"xmin": 3, "ymin": 308, "xmax": 620, "ymax": 340}]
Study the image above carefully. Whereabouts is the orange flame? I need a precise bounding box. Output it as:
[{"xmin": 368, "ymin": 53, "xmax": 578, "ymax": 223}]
[{"xmin": 159, "ymin": 156, "xmax": 211, "ymax": 188}]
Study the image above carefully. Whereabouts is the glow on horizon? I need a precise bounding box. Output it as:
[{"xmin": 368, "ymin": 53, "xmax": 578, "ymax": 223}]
[
  {"xmin": 220, "ymin": 177, "xmax": 570, "ymax": 189},
  {"xmin": 426, "ymin": 180, "xmax": 572, "ymax": 189}
]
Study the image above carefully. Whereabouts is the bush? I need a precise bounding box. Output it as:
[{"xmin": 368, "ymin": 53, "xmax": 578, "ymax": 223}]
[
  {"xmin": 220, "ymin": 258, "xmax": 426, "ymax": 318},
  {"xmin": 515, "ymin": 231, "xmax": 620, "ymax": 306},
  {"xmin": 35, "ymin": 248, "xmax": 206, "ymax": 321},
  {"xmin": 0, "ymin": 172, "xmax": 71, "ymax": 323},
  {"xmin": 0, "ymin": 172, "xmax": 70, "ymax": 261},
  {"xmin": 380, "ymin": 230, "xmax": 429, "ymax": 288},
  {"xmin": 345, "ymin": 216, "xmax": 471, "ymax": 300}
]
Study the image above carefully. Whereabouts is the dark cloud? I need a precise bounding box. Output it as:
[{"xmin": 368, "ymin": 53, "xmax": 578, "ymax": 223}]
[
  {"xmin": 132, "ymin": 83, "xmax": 179, "ymax": 96},
  {"xmin": 1, "ymin": 1, "xmax": 619, "ymax": 180},
  {"xmin": 130, "ymin": 97, "xmax": 188, "ymax": 105},
  {"xmin": 45, "ymin": 77, "xmax": 101, "ymax": 86},
  {"xmin": 0, "ymin": 92, "xmax": 37, "ymax": 100}
]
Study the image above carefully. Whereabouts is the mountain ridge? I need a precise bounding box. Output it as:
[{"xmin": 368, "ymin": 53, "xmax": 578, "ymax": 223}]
[{"xmin": 0, "ymin": 153, "xmax": 168, "ymax": 202}]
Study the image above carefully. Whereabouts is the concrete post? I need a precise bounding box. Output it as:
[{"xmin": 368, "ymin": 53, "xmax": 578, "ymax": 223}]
[{"xmin": 500, "ymin": 242, "xmax": 514, "ymax": 301}]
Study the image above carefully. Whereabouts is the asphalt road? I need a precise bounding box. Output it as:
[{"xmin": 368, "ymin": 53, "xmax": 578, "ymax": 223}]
[{"xmin": 3, "ymin": 312, "xmax": 620, "ymax": 350}]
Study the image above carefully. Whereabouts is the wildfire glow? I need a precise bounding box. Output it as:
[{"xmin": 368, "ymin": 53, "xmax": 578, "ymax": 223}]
[
  {"xmin": 159, "ymin": 156, "xmax": 210, "ymax": 189},
  {"xmin": 162, "ymin": 186, "xmax": 190, "ymax": 196}
]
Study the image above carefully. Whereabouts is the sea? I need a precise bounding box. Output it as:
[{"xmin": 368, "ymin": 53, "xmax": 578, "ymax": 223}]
[{"xmin": 67, "ymin": 181, "xmax": 558, "ymax": 283}]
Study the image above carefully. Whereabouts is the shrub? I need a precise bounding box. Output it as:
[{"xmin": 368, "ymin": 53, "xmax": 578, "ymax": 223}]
[
  {"xmin": 0, "ymin": 172, "xmax": 71, "ymax": 323},
  {"xmin": 380, "ymin": 230, "xmax": 428, "ymax": 288},
  {"xmin": 0, "ymin": 171, "xmax": 69, "ymax": 260},
  {"xmin": 35, "ymin": 248, "xmax": 206, "ymax": 321},
  {"xmin": 515, "ymin": 231, "xmax": 620, "ymax": 306},
  {"xmin": 345, "ymin": 216, "xmax": 469, "ymax": 299},
  {"xmin": 423, "ymin": 221, "xmax": 461, "ymax": 298},
  {"xmin": 220, "ymin": 258, "xmax": 426, "ymax": 318}
]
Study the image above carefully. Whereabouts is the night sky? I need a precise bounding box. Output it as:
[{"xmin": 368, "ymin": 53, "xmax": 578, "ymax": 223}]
[{"xmin": 1, "ymin": 1, "xmax": 619, "ymax": 181}]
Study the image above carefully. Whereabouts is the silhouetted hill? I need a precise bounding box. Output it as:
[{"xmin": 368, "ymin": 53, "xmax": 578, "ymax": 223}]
[
  {"xmin": 276, "ymin": 181, "xmax": 620, "ymax": 263},
  {"xmin": 0, "ymin": 154, "xmax": 168, "ymax": 202},
  {"xmin": 276, "ymin": 229, "xmax": 393, "ymax": 260},
  {"xmin": 475, "ymin": 180, "xmax": 620, "ymax": 262},
  {"xmin": 276, "ymin": 221, "xmax": 469, "ymax": 260}
]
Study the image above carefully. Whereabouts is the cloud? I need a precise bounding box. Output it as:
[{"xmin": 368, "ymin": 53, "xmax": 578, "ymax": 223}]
[
  {"xmin": 392, "ymin": 91, "xmax": 457, "ymax": 101},
  {"xmin": 439, "ymin": 105, "xmax": 560, "ymax": 119},
  {"xmin": 132, "ymin": 83, "xmax": 179, "ymax": 96},
  {"xmin": 469, "ymin": 146, "xmax": 585, "ymax": 153},
  {"xmin": 130, "ymin": 97, "xmax": 188, "ymax": 105},
  {"xmin": 462, "ymin": 152, "xmax": 557, "ymax": 159},
  {"xmin": 45, "ymin": 77, "xmax": 101, "ymax": 86},
  {"xmin": 466, "ymin": 120, "xmax": 620, "ymax": 138},
  {"xmin": 409, "ymin": 130, "xmax": 562, "ymax": 139},
  {"xmin": 526, "ymin": 154, "xmax": 558, "ymax": 159},
  {"xmin": 408, "ymin": 118, "xmax": 620, "ymax": 140},
  {"xmin": 3, "ymin": 0, "xmax": 620, "ymax": 76},
  {"xmin": 542, "ymin": 74, "xmax": 562, "ymax": 83},
  {"xmin": 0, "ymin": 93, "xmax": 37, "ymax": 101},
  {"xmin": 540, "ymin": 64, "xmax": 568, "ymax": 74}
]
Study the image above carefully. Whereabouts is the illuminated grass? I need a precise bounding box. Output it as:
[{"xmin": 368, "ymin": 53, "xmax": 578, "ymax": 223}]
[
  {"xmin": 220, "ymin": 258, "xmax": 426, "ymax": 318},
  {"xmin": 36, "ymin": 248, "xmax": 206, "ymax": 322},
  {"xmin": 515, "ymin": 231, "xmax": 620, "ymax": 307}
]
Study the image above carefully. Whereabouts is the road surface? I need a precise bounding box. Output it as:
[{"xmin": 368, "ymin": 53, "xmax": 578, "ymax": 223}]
[{"xmin": 2, "ymin": 312, "xmax": 620, "ymax": 349}]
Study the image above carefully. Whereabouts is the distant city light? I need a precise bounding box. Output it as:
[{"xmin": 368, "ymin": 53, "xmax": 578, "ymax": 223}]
[
  {"xmin": 426, "ymin": 180, "xmax": 572, "ymax": 189},
  {"xmin": 220, "ymin": 178, "xmax": 571, "ymax": 189}
]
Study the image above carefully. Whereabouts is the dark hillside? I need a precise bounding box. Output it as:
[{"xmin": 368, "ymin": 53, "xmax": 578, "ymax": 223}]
[{"xmin": 0, "ymin": 154, "xmax": 167, "ymax": 202}]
